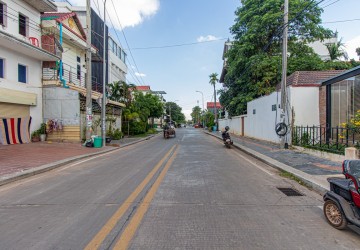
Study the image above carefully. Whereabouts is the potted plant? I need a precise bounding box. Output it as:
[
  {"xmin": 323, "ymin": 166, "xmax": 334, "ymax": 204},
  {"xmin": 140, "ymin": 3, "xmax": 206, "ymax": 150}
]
[
  {"xmin": 31, "ymin": 130, "xmax": 40, "ymax": 142},
  {"xmin": 39, "ymin": 123, "xmax": 47, "ymax": 142}
]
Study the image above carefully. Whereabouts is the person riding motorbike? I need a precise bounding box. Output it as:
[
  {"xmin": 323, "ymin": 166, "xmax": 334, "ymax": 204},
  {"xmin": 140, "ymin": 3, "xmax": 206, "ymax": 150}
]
[{"xmin": 222, "ymin": 126, "xmax": 231, "ymax": 141}]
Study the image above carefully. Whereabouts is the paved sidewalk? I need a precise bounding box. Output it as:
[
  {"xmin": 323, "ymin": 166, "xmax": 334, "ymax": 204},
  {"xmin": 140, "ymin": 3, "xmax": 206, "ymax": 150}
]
[
  {"xmin": 0, "ymin": 135, "xmax": 156, "ymax": 186},
  {"xmin": 206, "ymin": 131, "xmax": 343, "ymax": 194}
]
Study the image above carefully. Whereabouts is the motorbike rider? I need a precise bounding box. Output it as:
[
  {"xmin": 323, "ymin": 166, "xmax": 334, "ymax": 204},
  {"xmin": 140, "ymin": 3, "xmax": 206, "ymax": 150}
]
[{"xmin": 222, "ymin": 126, "xmax": 230, "ymax": 141}]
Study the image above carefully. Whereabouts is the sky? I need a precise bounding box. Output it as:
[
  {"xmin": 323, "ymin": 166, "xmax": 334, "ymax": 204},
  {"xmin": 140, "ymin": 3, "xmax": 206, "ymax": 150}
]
[{"xmin": 70, "ymin": 0, "xmax": 360, "ymax": 120}]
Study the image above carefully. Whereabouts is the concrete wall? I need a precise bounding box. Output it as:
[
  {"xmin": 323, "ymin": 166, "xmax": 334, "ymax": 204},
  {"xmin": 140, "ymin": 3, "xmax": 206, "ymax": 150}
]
[
  {"xmin": 43, "ymin": 87, "xmax": 80, "ymax": 126},
  {"xmin": 0, "ymin": 0, "xmax": 41, "ymax": 41},
  {"xmin": 0, "ymin": 47, "xmax": 43, "ymax": 132},
  {"xmin": 246, "ymin": 92, "xmax": 281, "ymax": 143},
  {"xmin": 290, "ymin": 87, "xmax": 319, "ymax": 126},
  {"xmin": 218, "ymin": 115, "xmax": 246, "ymax": 136}
]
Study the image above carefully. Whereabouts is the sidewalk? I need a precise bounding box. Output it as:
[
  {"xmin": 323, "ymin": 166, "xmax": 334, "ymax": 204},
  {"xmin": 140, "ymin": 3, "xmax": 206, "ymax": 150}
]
[
  {"xmin": 205, "ymin": 131, "xmax": 343, "ymax": 194},
  {"xmin": 0, "ymin": 135, "xmax": 156, "ymax": 186}
]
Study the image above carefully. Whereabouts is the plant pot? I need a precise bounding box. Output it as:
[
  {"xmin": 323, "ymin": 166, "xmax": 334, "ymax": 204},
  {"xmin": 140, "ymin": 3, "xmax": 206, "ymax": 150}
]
[{"xmin": 40, "ymin": 134, "xmax": 46, "ymax": 142}]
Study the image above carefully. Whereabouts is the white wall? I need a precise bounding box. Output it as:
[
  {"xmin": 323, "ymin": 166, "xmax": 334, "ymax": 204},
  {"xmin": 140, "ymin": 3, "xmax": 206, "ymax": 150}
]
[
  {"xmin": 245, "ymin": 92, "xmax": 282, "ymax": 143},
  {"xmin": 218, "ymin": 115, "xmax": 246, "ymax": 136},
  {"xmin": 0, "ymin": 0, "xmax": 41, "ymax": 41},
  {"xmin": 0, "ymin": 47, "xmax": 43, "ymax": 132},
  {"xmin": 290, "ymin": 87, "xmax": 319, "ymax": 126}
]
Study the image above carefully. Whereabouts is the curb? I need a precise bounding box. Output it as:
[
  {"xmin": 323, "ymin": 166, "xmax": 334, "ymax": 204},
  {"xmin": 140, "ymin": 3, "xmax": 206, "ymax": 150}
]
[
  {"xmin": 204, "ymin": 131, "xmax": 329, "ymax": 194},
  {"xmin": 0, "ymin": 134, "xmax": 158, "ymax": 187}
]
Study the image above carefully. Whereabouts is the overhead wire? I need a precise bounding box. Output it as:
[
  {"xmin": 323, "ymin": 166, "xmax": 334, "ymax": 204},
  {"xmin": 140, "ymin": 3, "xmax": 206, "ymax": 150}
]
[{"xmin": 109, "ymin": 0, "xmax": 146, "ymax": 86}]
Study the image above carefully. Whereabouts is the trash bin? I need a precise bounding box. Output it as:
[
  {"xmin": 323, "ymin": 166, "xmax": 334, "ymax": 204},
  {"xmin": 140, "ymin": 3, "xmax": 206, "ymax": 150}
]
[
  {"xmin": 93, "ymin": 136, "xmax": 103, "ymax": 148},
  {"xmin": 212, "ymin": 126, "xmax": 217, "ymax": 131}
]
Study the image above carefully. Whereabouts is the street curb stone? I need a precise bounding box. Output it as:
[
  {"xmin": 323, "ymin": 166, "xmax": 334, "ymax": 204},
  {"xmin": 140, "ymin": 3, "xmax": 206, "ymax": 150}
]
[
  {"xmin": 0, "ymin": 134, "xmax": 158, "ymax": 187},
  {"xmin": 204, "ymin": 131, "xmax": 329, "ymax": 194}
]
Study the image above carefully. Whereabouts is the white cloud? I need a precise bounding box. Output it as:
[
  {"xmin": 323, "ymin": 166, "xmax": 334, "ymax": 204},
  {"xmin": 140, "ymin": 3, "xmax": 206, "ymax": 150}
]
[
  {"xmin": 70, "ymin": 0, "xmax": 160, "ymax": 29},
  {"xmin": 135, "ymin": 72, "xmax": 146, "ymax": 77},
  {"xmin": 345, "ymin": 36, "xmax": 360, "ymax": 60},
  {"xmin": 197, "ymin": 35, "xmax": 221, "ymax": 43}
]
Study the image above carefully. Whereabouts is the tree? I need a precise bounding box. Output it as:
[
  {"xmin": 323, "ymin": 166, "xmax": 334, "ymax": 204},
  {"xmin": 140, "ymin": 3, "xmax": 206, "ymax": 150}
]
[
  {"xmin": 165, "ymin": 102, "xmax": 185, "ymax": 124},
  {"xmin": 356, "ymin": 47, "xmax": 360, "ymax": 60},
  {"xmin": 220, "ymin": 0, "xmax": 334, "ymax": 116},
  {"xmin": 191, "ymin": 106, "xmax": 201, "ymax": 124},
  {"xmin": 108, "ymin": 81, "xmax": 135, "ymax": 107},
  {"xmin": 325, "ymin": 38, "xmax": 348, "ymax": 61},
  {"xmin": 209, "ymin": 73, "xmax": 219, "ymax": 128}
]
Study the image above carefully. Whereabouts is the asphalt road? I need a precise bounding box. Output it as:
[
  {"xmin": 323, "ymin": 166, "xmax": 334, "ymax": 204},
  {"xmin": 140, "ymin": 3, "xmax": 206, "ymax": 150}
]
[{"xmin": 0, "ymin": 128, "xmax": 359, "ymax": 249}]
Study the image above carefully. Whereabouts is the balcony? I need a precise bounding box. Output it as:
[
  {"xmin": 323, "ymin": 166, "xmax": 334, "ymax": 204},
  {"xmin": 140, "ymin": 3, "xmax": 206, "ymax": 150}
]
[
  {"xmin": 0, "ymin": 30, "xmax": 60, "ymax": 61},
  {"xmin": 42, "ymin": 63, "xmax": 101, "ymax": 93}
]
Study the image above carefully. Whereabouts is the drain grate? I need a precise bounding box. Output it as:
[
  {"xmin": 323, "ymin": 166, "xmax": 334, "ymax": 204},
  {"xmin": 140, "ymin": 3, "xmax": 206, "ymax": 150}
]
[{"xmin": 277, "ymin": 187, "xmax": 303, "ymax": 196}]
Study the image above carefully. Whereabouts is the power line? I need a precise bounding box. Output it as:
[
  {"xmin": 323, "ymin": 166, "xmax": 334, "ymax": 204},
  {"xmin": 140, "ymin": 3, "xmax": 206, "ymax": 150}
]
[
  {"xmin": 109, "ymin": 0, "xmax": 146, "ymax": 86},
  {"xmin": 322, "ymin": 18, "xmax": 360, "ymax": 24},
  {"xmin": 129, "ymin": 38, "xmax": 227, "ymax": 50},
  {"xmin": 322, "ymin": 0, "xmax": 341, "ymax": 8}
]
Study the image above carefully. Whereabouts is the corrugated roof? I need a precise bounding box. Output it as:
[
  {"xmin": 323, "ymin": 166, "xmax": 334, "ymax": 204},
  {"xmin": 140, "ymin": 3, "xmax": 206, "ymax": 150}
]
[
  {"xmin": 136, "ymin": 86, "xmax": 151, "ymax": 91},
  {"xmin": 207, "ymin": 102, "xmax": 222, "ymax": 108}
]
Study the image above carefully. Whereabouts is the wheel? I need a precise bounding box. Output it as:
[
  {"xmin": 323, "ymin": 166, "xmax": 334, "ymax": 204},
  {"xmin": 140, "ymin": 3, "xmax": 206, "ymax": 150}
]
[{"xmin": 323, "ymin": 200, "xmax": 347, "ymax": 229}]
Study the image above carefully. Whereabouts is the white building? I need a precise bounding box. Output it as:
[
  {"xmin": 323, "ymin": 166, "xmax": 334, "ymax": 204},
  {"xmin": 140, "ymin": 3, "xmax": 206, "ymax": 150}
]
[{"xmin": 0, "ymin": 0, "xmax": 59, "ymax": 135}]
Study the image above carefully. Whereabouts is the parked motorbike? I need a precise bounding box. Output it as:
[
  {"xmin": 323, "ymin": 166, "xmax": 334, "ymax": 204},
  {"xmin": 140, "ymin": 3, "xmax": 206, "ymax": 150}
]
[
  {"xmin": 222, "ymin": 126, "xmax": 233, "ymax": 148},
  {"xmin": 323, "ymin": 159, "xmax": 360, "ymax": 230}
]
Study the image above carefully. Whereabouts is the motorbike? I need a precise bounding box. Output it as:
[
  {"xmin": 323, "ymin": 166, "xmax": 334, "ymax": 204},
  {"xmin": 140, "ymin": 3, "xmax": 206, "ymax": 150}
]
[
  {"xmin": 222, "ymin": 126, "xmax": 233, "ymax": 148},
  {"xmin": 323, "ymin": 159, "xmax": 360, "ymax": 230}
]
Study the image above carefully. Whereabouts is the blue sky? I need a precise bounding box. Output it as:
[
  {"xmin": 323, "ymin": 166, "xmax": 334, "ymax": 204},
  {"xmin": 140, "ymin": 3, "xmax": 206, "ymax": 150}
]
[{"xmin": 71, "ymin": 0, "xmax": 360, "ymax": 119}]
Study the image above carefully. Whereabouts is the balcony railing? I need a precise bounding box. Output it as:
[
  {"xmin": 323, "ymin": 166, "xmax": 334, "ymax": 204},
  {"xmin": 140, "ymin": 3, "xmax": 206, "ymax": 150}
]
[{"xmin": 42, "ymin": 63, "xmax": 101, "ymax": 92}]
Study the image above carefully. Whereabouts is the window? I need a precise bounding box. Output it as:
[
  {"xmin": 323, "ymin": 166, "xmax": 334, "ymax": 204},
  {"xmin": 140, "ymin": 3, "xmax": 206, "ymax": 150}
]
[
  {"xmin": 0, "ymin": 58, "xmax": 4, "ymax": 78},
  {"xmin": 77, "ymin": 65, "xmax": 81, "ymax": 80},
  {"xmin": 0, "ymin": 2, "xmax": 6, "ymax": 27},
  {"xmin": 19, "ymin": 13, "xmax": 28, "ymax": 37},
  {"xmin": 253, "ymin": 109, "xmax": 256, "ymax": 114},
  {"xmin": 77, "ymin": 56, "xmax": 81, "ymax": 63},
  {"xmin": 272, "ymin": 104, "xmax": 276, "ymax": 111},
  {"xmin": 123, "ymin": 51, "xmax": 127, "ymax": 64},
  {"xmin": 18, "ymin": 64, "xmax": 27, "ymax": 83}
]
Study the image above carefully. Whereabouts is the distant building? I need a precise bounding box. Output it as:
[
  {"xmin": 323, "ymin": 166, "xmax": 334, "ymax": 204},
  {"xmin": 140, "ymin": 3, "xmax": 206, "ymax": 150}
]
[{"xmin": 207, "ymin": 102, "xmax": 222, "ymax": 115}]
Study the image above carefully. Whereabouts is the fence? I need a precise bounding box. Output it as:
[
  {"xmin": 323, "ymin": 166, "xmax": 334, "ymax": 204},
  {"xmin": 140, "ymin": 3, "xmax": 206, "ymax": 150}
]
[
  {"xmin": 292, "ymin": 125, "xmax": 359, "ymax": 155},
  {"xmin": 42, "ymin": 63, "xmax": 101, "ymax": 92}
]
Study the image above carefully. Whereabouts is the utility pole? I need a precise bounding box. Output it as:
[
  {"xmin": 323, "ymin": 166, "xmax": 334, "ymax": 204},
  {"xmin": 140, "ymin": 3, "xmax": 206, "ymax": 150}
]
[
  {"xmin": 101, "ymin": 0, "xmax": 107, "ymax": 146},
  {"xmin": 196, "ymin": 90, "xmax": 205, "ymax": 128},
  {"xmin": 85, "ymin": 0, "xmax": 92, "ymax": 141},
  {"xmin": 280, "ymin": 0, "xmax": 289, "ymax": 149}
]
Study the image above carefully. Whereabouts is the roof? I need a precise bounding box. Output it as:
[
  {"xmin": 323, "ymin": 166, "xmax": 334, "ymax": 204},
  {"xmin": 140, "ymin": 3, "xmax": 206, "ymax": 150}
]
[
  {"xmin": 276, "ymin": 70, "xmax": 346, "ymax": 90},
  {"xmin": 135, "ymin": 86, "xmax": 151, "ymax": 91},
  {"xmin": 322, "ymin": 66, "xmax": 360, "ymax": 86},
  {"xmin": 41, "ymin": 12, "xmax": 86, "ymax": 39},
  {"xmin": 207, "ymin": 102, "xmax": 222, "ymax": 109}
]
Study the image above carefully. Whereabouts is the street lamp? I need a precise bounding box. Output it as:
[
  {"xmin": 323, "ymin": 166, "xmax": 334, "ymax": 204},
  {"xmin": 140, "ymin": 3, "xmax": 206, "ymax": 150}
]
[{"xmin": 196, "ymin": 90, "xmax": 205, "ymax": 128}]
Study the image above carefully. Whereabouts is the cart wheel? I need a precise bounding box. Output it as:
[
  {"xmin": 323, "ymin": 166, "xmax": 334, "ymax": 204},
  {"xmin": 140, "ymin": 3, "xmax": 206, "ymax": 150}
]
[{"xmin": 323, "ymin": 200, "xmax": 347, "ymax": 230}]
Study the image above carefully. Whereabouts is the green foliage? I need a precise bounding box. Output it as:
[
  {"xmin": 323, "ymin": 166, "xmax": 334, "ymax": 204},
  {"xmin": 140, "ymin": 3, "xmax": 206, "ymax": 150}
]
[
  {"xmin": 108, "ymin": 81, "xmax": 135, "ymax": 106},
  {"xmin": 165, "ymin": 102, "xmax": 186, "ymax": 123},
  {"xmin": 221, "ymin": 0, "xmax": 335, "ymax": 116},
  {"xmin": 112, "ymin": 129, "xmax": 123, "ymax": 140},
  {"xmin": 147, "ymin": 128, "xmax": 157, "ymax": 134},
  {"xmin": 325, "ymin": 38, "xmax": 347, "ymax": 61},
  {"xmin": 191, "ymin": 106, "xmax": 202, "ymax": 124},
  {"xmin": 39, "ymin": 123, "xmax": 47, "ymax": 134}
]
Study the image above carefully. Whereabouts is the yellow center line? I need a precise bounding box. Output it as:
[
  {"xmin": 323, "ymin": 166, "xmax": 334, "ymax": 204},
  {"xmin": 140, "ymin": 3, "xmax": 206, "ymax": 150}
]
[
  {"xmin": 112, "ymin": 146, "xmax": 180, "ymax": 250},
  {"xmin": 84, "ymin": 145, "xmax": 177, "ymax": 250}
]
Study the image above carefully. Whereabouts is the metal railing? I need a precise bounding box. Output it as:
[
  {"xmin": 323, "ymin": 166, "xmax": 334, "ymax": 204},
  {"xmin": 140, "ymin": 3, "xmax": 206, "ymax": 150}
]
[
  {"xmin": 42, "ymin": 63, "xmax": 101, "ymax": 92},
  {"xmin": 292, "ymin": 125, "xmax": 359, "ymax": 155}
]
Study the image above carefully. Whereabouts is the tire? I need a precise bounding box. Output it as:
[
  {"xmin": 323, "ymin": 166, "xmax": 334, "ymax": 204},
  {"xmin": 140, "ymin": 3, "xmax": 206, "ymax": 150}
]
[{"xmin": 323, "ymin": 200, "xmax": 347, "ymax": 230}]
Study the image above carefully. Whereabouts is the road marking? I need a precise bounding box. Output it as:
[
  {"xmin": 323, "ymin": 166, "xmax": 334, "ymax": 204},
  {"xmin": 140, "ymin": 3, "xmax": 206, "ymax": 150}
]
[
  {"xmin": 84, "ymin": 145, "xmax": 177, "ymax": 250},
  {"xmin": 113, "ymin": 146, "xmax": 180, "ymax": 250},
  {"xmin": 232, "ymin": 151, "xmax": 274, "ymax": 176}
]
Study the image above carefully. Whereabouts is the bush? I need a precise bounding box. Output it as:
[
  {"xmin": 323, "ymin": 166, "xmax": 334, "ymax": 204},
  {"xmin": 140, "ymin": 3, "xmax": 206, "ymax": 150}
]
[
  {"xmin": 112, "ymin": 129, "xmax": 123, "ymax": 140},
  {"xmin": 39, "ymin": 123, "xmax": 47, "ymax": 134},
  {"xmin": 147, "ymin": 128, "xmax": 157, "ymax": 134}
]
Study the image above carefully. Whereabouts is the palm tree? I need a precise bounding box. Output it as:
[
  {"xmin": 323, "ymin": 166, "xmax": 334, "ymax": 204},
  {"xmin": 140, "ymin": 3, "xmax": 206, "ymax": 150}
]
[
  {"xmin": 209, "ymin": 73, "xmax": 219, "ymax": 130},
  {"xmin": 356, "ymin": 47, "xmax": 360, "ymax": 60},
  {"xmin": 326, "ymin": 39, "xmax": 348, "ymax": 61}
]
